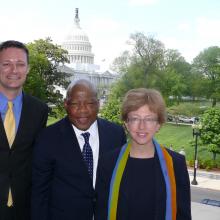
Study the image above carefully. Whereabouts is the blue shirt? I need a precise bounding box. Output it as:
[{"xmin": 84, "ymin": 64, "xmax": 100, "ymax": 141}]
[{"xmin": 0, "ymin": 92, "xmax": 23, "ymax": 132}]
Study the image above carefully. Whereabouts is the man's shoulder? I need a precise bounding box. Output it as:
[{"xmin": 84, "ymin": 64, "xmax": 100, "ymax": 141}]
[
  {"xmin": 45, "ymin": 118, "xmax": 67, "ymax": 130},
  {"xmin": 166, "ymin": 148, "xmax": 186, "ymax": 169},
  {"xmin": 37, "ymin": 118, "xmax": 67, "ymax": 139},
  {"xmin": 166, "ymin": 148, "xmax": 185, "ymax": 159},
  {"xmin": 23, "ymin": 93, "xmax": 48, "ymax": 108}
]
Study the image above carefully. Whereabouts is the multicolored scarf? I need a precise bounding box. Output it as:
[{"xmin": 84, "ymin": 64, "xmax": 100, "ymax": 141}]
[{"xmin": 107, "ymin": 139, "xmax": 176, "ymax": 220}]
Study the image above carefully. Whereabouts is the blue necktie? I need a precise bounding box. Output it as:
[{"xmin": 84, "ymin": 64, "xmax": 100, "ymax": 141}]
[{"xmin": 81, "ymin": 132, "xmax": 93, "ymax": 180}]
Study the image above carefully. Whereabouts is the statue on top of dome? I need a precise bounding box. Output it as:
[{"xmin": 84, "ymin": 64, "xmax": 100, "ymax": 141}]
[{"xmin": 74, "ymin": 8, "xmax": 80, "ymax": 28}]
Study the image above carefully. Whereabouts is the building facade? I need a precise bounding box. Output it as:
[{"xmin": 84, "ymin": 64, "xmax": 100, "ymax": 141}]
[{"xmin": 61, "ymin": 8, "xmax": 118, "ymax": 93}]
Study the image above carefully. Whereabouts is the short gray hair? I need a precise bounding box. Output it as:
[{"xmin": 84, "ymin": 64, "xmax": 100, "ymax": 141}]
[{"xmin": 66, "ymin": 79, "xmax": 98, "ymax": 100}]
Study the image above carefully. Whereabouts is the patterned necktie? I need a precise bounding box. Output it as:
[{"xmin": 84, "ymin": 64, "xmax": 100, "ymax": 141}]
[
  {"xmin": 81, "ymin": 132, "xmax": 93, "ymax": 181},
  {"xmin": 4, "ymin": 101, "xmax": 15, "ymax": 207}
]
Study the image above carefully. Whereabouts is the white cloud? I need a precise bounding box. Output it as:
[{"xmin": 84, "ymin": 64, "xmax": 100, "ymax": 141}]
[{"xmin": 128, "ymin": 0, "xmax": 158, "ymax": 6}]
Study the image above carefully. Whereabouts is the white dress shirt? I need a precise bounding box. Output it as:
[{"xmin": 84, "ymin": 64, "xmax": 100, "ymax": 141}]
[{"xmin": 72, "ymin": 121, "xmax": 99, "ymax": 188}]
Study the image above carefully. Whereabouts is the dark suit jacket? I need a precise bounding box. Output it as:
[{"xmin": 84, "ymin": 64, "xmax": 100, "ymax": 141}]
[
  {"xmin": 0, "ymin": 93, "xmax": 48, "ymax": 220},
  {"xmin": 31, "ymin": 117, "xmax": 127, "ymax": 220},
  {"xmin": 95, "ymin": 147, "xmax": 191, "ymax": 220}
]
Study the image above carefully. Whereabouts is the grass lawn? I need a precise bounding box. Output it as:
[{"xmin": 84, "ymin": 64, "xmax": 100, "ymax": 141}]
[
  {"xmin": 155, "ymin": 123, "xmax": 194, "ymax": 159},
  {"xmin": 156, "ymin": 123, "xmax": 220, "ymax": 165}
]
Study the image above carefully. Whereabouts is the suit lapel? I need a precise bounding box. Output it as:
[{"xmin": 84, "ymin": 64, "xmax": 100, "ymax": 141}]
[
  {"xmin": 0, "ymin": 115, "xmax": 9, "ymax": 149},
  {"xmin": 60, "ymin": 117, "xmax": 83, "ymax": 157},
  {"xmin": 97, "ymin": 118, "xmax": 112, "ymax": 156},
  {"xmin": 11, "ymin": 93, "xmax": 30, "ymax": 149},
  {"xmin": 97, "ymin": 119, "xmax": 105, "ymax": 156},
  {"xmin": 61, "ymin": 117, "xmax": 93, "ymax": 186}
]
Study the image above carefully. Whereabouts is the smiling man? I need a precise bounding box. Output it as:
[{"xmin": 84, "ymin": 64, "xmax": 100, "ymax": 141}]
[
  {"xmin": 0, "ymin": 40, "xmax": 48, "ymax": 220},
  {"xmin": 31, "ymin": 79, "xmax": 127, "ymax": 220}
]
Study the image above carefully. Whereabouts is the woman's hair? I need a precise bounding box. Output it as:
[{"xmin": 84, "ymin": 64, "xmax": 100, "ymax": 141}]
[{"xmin": 121, "ymin": 88, "xmax": 166, "ymax": 124}]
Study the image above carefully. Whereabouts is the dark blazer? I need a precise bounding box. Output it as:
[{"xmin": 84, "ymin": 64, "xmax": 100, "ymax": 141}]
[
  {"xmin": 31, "ymin": 117, "xmax": 127, "ymax": 220},
  {"xmin": 95, "ymin": 147, "xmax": 191, "ymax": 220},
  {"xmin": 0, "ymin": 93, "xmax": 48, "ymax": 220}
]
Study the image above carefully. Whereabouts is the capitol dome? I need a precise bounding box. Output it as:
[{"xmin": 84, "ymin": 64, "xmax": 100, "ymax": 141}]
[{"xmin": 62, "ymin": 8, "xmax": 94, "ymax": 66}]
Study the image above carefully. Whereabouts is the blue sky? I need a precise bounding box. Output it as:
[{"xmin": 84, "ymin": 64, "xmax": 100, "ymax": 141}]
[{"xmin": 1, "ymin": 0, "xmax": 220, "ymax": 69}]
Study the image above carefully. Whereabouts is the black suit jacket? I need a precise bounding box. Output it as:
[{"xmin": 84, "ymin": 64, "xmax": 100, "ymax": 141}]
[
  {"xmin": 95, "ymin": 147, "xmax": 191, "ymax": 220},
  {"xmin": 0, "ymin": 93, "xmax": 48, "ymax": 220},
  {"xmin": 31, "ymin": 117, "xmax": 127, "ymax": 220}
]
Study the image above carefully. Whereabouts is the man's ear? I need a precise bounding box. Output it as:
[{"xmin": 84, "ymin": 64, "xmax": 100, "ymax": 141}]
[
  {"xmin": 97, "ymin": 99, "xmax": 100, "ymax": 109},
  {"xmin": 64, "ymin": 99, "xmax": 68, "ymax": 109},
  {"xmin": 26, "ymin": 66, "xmax": 30, "ymax": 75}
]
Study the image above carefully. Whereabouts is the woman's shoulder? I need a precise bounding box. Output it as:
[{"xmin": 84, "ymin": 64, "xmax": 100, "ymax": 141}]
[{"xmin": 166, "ymin": 148, "xmax": 185, "ymax": 161}]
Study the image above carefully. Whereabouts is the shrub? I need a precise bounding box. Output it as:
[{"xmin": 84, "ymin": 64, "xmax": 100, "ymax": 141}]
[
  {"xmin": 167, "ymin": 103, "xmax": 205, "ymax": 117},
  {"xmin": 199, "ymin": 159, "xmax": 217, "ymax": 171}
]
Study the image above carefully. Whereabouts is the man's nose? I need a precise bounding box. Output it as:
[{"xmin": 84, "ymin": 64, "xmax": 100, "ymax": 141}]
[
  {"xmin": 78, "ymin": 103, "xmax": 88, "ymax": 111},
  {"xmin": 11, "ymin": 63, "xmax": 18, "ymax": 72}
]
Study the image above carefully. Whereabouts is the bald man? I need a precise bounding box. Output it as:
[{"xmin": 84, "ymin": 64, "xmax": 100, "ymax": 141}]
[{"xmin": 31, "ymin": 79, "xmax": 127, "ymax": 220}]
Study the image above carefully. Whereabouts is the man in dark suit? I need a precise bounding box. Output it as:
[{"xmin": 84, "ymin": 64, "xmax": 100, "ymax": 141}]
[
  {"xmin": 31, "ymin": 79, "xmax": 127, "ymax": 220},
  {"xmin": 0, "ymin": 40, "xmax": 48, "ymax": 220}
]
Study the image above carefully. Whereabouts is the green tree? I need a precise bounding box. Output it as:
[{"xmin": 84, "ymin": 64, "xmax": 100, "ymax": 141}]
[
  {"xmin": 110, "ymin": 50, "xmax": 130, "ymax": 74},
  {"xmin": 110, "ymin": 33, "xmax": 191, "ymax": 105},
  {"xmin": 155, "ymin": 49, "xmax": 191, "ymax": 104},
  {"xmin": 200, "ymin": 108, "xmax": 220, "ymax": 160},
  {"xmin": 192, "ymin": 46, "xmax": 220, "ymax": 106},
  {"xmin": 128, "ymin": 32, "xmax": 165, "ymax": 87},
  {"xmin": 24, "ymin": 38, "xmax": 71, "ymax": 115},
  {"xmin": 100, "ymin": 95, "xmax": 122, "ymax": 125},
  {"xmin": 110, "ymin": 33, "xmax": 166, "ymax": 99}
]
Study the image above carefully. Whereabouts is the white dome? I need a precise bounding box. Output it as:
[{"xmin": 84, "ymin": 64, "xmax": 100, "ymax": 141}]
[{"xmin": 62, "ymin": 8, "xmax": 94, "ymax": 66}]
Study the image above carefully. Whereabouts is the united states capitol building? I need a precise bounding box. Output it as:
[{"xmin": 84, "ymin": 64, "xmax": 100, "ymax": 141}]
[{"xmin": 59, "ymin": 8, "xmax": 119, "ymax": 96}]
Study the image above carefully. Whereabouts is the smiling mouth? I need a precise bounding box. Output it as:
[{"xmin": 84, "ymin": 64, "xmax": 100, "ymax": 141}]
[
  {"xmin": 137, "ymin": 132, "xmax": 147, "ymax": 137},
  {"xmin": 78, "ymin": 117, "xmax": 89, "ymax": 124},
  {"xmin": 7, "ymin": 76, "xmax": 20, "ymax": 80}
]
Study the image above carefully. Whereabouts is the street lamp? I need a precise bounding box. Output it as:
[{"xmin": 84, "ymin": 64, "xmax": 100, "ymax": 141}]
[{"xmin": 191, "ymin": 123, "xmax": 202, "ymax": 185}]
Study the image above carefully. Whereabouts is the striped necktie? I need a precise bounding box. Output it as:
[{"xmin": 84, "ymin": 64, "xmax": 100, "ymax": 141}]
[
  {"xmin": 4, "ymin": 101, "xmax": 16, "ymax": 207},
  {"xmin": 81, "ymin": 132, "xmax": 93, "ymax": 181}
]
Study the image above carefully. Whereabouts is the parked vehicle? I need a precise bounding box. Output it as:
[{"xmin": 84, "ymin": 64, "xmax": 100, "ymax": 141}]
[
  {"xmin": 167, "ymin": 114, "xmax": 174, "ymax": 121},
  {"xmin": 178, "ymin": 116, "xmax": 199, "ymax": 124}
]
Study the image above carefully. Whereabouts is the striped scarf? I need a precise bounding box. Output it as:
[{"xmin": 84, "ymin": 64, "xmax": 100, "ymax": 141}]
[{"xmin": 107, "ymin": 139, "xmax": 176, "ymax": 220}]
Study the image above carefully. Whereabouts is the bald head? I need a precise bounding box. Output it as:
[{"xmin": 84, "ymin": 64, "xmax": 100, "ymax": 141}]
[{"xmin": 66, "ymin": 79, "xmax": 98, "ymax": 101}]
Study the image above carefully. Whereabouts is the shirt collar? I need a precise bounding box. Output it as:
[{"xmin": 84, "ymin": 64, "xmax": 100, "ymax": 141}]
[
  {"xmin": 72, "ymin": 120, "xmax": 98, "ymax": 139},
  {"xmin": 0, "ymin": 92, "xmax": 23, "ymax": 113}
]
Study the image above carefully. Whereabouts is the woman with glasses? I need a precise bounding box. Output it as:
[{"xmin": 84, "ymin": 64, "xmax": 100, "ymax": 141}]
[{"xmin": 95, "ymin": 88, "xmax": 191, "ymax": 220}]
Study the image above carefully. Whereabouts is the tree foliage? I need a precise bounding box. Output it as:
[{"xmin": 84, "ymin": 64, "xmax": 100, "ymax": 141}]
[
  {"xmin": 100, "ymin": 93, "xmax": 122, "ymax": 125},
  {"xmin": 109, "ymin": 32, "xmax": 191, "ymax": 106},
  {"xmin": 192, "ymin": 46, "xmax": 220, "ymax": 106},
  {"xmin": 24, "ymin": 38, "xmax": 71, "ymax": 115},
  {"xmin": 200, "ymin": 108, "xmax": 220, "ymax": 160}
]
